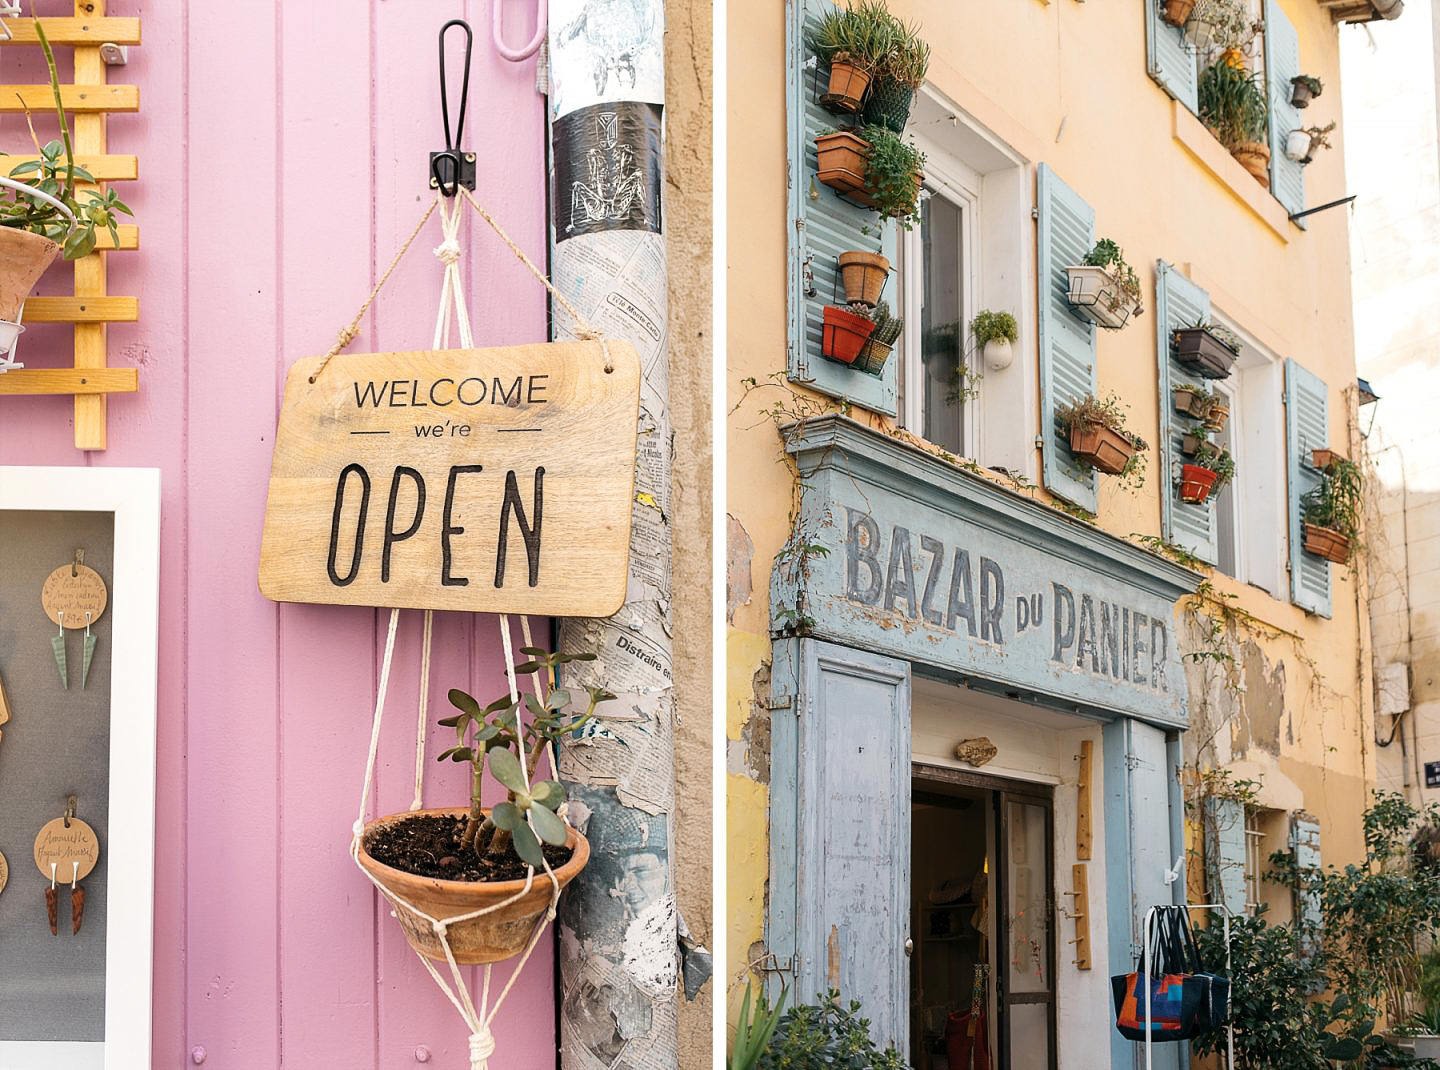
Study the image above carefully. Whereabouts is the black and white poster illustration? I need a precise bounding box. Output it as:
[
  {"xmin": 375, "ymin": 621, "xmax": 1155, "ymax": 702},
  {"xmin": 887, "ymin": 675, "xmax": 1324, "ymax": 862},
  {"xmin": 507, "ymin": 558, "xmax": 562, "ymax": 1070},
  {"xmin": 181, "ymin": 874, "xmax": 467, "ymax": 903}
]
[
  {"xmin": 550, "ymin": 0, "xmax": 664, "ymax": 115},
  {"xmin": 552, "ymin": 102, "xmax": 664, "ymax": 238}
]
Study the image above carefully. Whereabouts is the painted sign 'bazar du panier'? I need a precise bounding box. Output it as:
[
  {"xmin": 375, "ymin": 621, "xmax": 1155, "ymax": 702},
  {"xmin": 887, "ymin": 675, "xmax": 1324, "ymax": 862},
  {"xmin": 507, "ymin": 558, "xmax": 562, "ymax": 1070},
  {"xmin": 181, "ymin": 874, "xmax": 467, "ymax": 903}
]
[{"xmin": 727, "ymin": 0, "xmax": 1390, "ymax": 1066}]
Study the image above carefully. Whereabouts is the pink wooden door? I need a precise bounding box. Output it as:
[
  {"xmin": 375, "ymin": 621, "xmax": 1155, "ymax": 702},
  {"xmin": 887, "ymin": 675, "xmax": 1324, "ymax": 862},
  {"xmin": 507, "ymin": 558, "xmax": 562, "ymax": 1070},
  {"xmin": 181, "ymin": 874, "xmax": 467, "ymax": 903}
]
[{"xmin": 1, "ymin": 1, "xmax": 557, "ymax": 1065}]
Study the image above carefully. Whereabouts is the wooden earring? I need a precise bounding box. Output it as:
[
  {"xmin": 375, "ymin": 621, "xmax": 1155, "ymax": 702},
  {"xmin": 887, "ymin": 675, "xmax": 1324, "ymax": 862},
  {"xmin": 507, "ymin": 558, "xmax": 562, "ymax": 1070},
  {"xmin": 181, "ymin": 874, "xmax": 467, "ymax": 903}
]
[
  {"xmin": 34, "ymin": 796, "xmax": 100, "ymax": 937},
  {"xmin": 70, "ymin": 861, "xmax": 85, "ymax": 935},
  {"xmin": 45, "ymin": 863, "xmax": 57, "ymax": 935},
  {"xmin": 41, "ymin": 550, "xmax": 108, "ymax": 691}
]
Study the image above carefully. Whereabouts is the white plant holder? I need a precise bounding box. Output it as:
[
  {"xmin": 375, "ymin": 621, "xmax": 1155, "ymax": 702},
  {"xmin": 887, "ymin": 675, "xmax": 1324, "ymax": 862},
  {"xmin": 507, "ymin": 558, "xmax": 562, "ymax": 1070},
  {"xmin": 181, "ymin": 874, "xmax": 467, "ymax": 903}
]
[
  {"xmin": 1285, "ymin": 129, "xmax": 1313, "ymax": 163},
  {"xmin": 0, "ymin": 174, "xmax": 77, "ymax": 370},
  {"xmin": 1066, "ymin": 264, "xmax": 1139, "ymax": 330},
  {"xmin": 983, "ymin": 337, "xmax": 1014, "ymax": 371}
]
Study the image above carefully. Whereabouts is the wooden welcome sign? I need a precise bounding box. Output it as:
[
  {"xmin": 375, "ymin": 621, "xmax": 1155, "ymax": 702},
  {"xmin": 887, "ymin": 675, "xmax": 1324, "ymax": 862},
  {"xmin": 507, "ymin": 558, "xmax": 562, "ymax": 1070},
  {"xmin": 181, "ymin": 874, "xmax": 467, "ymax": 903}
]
[{"xmin": 259, "ymin": 340, "xmax": 639, "ymax": 617}]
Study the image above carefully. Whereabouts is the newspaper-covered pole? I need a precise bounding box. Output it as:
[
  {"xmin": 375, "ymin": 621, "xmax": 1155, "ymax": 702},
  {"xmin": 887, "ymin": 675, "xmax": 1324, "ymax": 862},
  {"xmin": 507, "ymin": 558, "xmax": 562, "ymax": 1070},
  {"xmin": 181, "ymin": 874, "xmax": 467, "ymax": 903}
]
[{"xmin": 545, "ymin": 3, "xmax": 688, "ymax": 1067}]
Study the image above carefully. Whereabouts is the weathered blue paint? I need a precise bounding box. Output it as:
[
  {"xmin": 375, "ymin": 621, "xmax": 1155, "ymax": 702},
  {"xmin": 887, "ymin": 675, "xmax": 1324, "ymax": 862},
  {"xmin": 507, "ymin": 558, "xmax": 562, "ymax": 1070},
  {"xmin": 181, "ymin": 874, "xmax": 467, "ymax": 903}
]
[
  {"xmin": 1037, "ymin": 163, "xmax": 1099, "ymax": 513},
  {"xmin": 1264, "ymin": 0, "xmax": 1306, "ymax": 223},
  {"xmin": 1104, "ymin": 718, "xmax": 1186, "ymax": 1070},
  {"xmin": 786, "ymin": 0, "xmax": 898, "ymax": 416},
  {"xmin": 1146, "ymin": 0, "xmax": 1199, "ymax": 113},
  {"xmin": 774, "ymin": 416, "xmax": 1202, "ymax": 727},
  {"xmin": 1286, "ymin": 358, "xmax": 1332, "ymax": 617},
  {"xmin": 766, "ymin": 637, "xmax": 912, "ymax": 1054},
  {"xmin": 1206, "ymin": 796, "xmax": 1247, "ymax": 916},
  {"xmin": 1291, "ymin": 813, "xmax": 1322, "ymax": 960},
  {"xmin": 1155, "ymin": 262, "xmax": 1219, "ymax": 564}
]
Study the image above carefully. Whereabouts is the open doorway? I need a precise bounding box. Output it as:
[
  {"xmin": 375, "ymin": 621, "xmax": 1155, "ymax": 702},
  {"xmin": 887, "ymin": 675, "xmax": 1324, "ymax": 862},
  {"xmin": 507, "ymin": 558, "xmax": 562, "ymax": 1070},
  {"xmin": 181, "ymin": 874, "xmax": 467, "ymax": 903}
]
[{"xmin": 910, "ymin": 768, "xmax": 1057, "ymax": 1070}]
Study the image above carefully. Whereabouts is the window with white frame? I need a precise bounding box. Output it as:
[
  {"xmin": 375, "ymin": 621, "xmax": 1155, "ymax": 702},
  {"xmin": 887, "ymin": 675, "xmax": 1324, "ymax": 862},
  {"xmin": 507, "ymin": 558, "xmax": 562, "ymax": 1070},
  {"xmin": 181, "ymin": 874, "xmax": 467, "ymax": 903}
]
[
  {"xmin": 1244, "ymin": 806, "xmax": 1266, "ymax": 915},
  {"xmin": 894, "ymin": 91, "xmax": 1035, "ymax": 476},
  {"xmin": 1209, "ymin": 310, "xmax": 1286, "ymax": 596}
]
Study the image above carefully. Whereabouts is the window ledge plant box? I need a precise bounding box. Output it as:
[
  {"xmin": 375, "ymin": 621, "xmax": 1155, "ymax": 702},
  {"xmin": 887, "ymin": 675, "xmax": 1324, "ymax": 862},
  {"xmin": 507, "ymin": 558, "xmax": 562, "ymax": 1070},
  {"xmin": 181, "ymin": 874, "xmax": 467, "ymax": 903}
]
[
  {"xmin": 1302, "ymin": 522, "xmax": 1351, "ymax": 564},
  {"xmin": 1067, "ymin": 419, "xmax": 1137, "ymax": 476},
  {"xmin": 1173, "ymin": 327, "xmax": 1239, "ymax": 379},
  {"xmin": 1065, "ymin": 265, "xmax": 1141, "ymax": 330}
]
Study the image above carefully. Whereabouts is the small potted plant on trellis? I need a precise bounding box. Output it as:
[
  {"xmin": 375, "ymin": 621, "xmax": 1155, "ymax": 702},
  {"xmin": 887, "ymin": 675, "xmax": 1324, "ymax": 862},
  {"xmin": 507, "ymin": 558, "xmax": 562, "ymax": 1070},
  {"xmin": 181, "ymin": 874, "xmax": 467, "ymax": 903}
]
[
  {"xmin": 821, "ymin": 302, "xmax": 878, "ymax": 365},
  {"xmin": 356, "ymin": 648, "xmax": 610, "ymax": 964},
  {"xmin": 837, "ymin": 249, "xmax": 890, "ymax": 306},
  {"xmin": 1057, "ymin": 392, "xmax": 1148, "ymax": 481},
  {"xmin": 972, "ymin": 309, "xmax": 1018, "ymax": 371},
  {"xmin": 1174, "ymin": 320, "xmax": 1241, "ymax": 380},
  {"xmin": 807, "ymin": 1, "xmax": 894, "ymax": 115},
  {"xmin": 861, "ymin": 12, "xmax": 930, "ymax": 133},
  {"xmin": 815, "ymin": 125, "xmax": 925, "ymax": 226},
  {"xmin": 1066, "ymin": 238, "xmax": 1144, "ymax": 330},
  {"xmin": 1178, "ymin": 441, "xmax": 1234, "ymax": 504},
  {"xmin": 1, "ymin": 20, "xmax": 132, "ymax": 360},
  {"xmin": 852, "ymin": 300, "xmax": 903, "ymax": 375},
  {"xmin": 1290, "ymin": 74, "xmax": 1323, "ymax": 109},
  {"xmin": 1301, "ymin": 455, "xmax": 1363, "ymax": 564}
]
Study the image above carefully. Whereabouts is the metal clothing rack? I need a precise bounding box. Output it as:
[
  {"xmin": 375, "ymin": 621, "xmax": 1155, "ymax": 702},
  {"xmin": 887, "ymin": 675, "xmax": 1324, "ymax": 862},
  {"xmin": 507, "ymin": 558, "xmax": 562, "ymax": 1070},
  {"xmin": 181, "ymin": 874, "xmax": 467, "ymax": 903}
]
[{"xmin": 1141, "ymin": 900, "xmax": 1235, "ymax": 1070}]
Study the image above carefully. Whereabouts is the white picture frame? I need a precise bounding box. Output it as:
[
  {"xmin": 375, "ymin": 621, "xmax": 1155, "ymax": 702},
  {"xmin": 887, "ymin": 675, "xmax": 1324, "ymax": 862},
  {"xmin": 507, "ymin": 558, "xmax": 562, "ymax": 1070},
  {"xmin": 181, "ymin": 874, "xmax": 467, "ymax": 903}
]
[{"xmin": 0, "ymin": 467, "xmax": 160, "ymax": 1070}]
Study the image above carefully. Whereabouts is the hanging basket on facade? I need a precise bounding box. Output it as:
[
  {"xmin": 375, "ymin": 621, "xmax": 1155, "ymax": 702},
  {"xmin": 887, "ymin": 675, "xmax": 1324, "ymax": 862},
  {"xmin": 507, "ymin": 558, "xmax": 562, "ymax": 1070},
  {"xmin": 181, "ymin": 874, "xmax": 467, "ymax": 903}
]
[
  {"xmin": 1173, "ymin": 327, "xmax": 1238, "ymax": 380},
  {"xmin": 1172, "ymin": 385, "xmax": 1212, "ymax": 420},
  {"xmin": 838, "ymin": 251, "xmax": 890, "ymax": 306},
  {"xmin": 861, "ymin": 78, "xmax": 915, "ymax": 133},
  {"xmin": 815, "ymin": 131, "xmax": 872, "ymax": 199},
  {"xmin": 1178, "ymin": 463, "xmax": 1219, "ymax": 504},
  {"xmin": 1202, "ymin": 398, "xmax": 1230, "ymax": 431},
  {"xmin": 1068, "ymin": 419, "xmax": 1137, "ymax": 476},
  {"xmin": 1065, "ymin": 265, "xmax": 1142, "ymax": 330},
  {"xmin": 820, "ymin": 58, "xmax": 872, "ymax": 114},
  {"xmin": 1303, "ymin": 523, "xmax": 1351, "ymax": 564},
  {"xmin": 821, "ymin": 304, "xmax": 877, "ymax": 364},
  {"xmin": 1162, "ymin": 0, "xmax": 1198, "ymax": 26}
]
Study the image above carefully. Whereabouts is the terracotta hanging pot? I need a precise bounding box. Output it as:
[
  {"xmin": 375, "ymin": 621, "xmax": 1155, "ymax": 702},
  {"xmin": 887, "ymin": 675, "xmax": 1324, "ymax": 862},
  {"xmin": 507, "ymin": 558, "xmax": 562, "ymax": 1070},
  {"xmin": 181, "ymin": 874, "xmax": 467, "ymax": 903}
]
[
  {"xmin": 1172, "ymin": 385, "xmax": 1211, "ymax": 419},
  {"xmin": 820, "ymin": 57, "xmax": 872, "ymax": 114},
  {"xmin": 815, "ymin": 131, "xmax": 871, "ymax": 199},
  {"xmin": 0, "ymin": 228, "xmax": 61, "ymax": 323},
  {"xmin": 1162, "ymin": 0, "xmax": 1197, "ymax": 26},
  {"xmin": 1178, "ymin": 464, "xmax": 1219, "ymax": 504},
  {"xmin": 1231, "ymin": 142, "xmax": 1271, "ymax": 187},
  {"xmin": 1303, "ymin": 523, "xmax": 1351, "ymax": 564},
  {"xmin": 1180, "ymin": 432, "xmax": 1206, "ymax": 457},
  {"xmin": 1203, "ymin": 400, "xmax": 1230, "ymax": 432},
  {"xmin": 1310, "ymin": 447, "xmax": 1343, "ymax": 471},
  {"xmin": 821, "ymin": 305, "xmax": 876, "ymax": 365},
  {"xmin": 838, "ymin": 251, "xmax": 890, "ymax": 306},
  {"xmin": 1068, "ymin": 420, "xmax": 1137, "ymax": 476},
  {"xmin": 357, "ymin": 807, "xmax": 590, "ymax": 964}
]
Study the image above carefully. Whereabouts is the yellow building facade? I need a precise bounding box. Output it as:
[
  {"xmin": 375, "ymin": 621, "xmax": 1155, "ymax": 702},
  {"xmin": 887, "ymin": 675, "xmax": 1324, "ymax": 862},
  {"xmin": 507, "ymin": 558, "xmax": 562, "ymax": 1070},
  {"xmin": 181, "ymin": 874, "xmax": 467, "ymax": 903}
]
[{"xmin": 727, "ymin": 1, "xmax": 1385, "ymax": 1066}]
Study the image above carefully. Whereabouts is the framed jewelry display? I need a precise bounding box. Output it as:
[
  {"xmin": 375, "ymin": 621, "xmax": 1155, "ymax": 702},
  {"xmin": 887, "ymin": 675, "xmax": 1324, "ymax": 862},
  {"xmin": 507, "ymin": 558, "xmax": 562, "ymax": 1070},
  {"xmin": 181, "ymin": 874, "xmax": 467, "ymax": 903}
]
[{"xmin": 0, "ymin": 467, "xmax": 160, "ymax": 1070}]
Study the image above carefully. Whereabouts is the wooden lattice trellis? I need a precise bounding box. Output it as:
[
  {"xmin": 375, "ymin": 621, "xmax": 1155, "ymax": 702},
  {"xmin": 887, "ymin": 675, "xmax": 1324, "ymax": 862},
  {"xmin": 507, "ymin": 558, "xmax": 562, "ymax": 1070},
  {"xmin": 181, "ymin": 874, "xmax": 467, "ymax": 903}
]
[{"xmin": 0, "ymin": 3, "xmax": 140, "ymax": 451}]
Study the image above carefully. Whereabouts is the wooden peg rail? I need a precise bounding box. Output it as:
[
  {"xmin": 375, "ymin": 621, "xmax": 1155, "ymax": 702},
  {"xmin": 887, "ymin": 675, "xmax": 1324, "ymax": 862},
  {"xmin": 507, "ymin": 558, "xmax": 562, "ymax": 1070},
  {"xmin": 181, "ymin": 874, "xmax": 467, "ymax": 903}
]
[{"xmin": 0, "ymin": 5, "xmax": 142, "ymax": 450}]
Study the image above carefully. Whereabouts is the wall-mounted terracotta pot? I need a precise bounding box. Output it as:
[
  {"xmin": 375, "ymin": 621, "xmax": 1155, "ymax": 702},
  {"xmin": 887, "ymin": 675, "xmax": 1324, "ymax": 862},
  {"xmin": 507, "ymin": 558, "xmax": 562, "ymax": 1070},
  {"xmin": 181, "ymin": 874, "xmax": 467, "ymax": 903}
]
[
  {"xmin": 1068, "ymin": 420, "xmax": 1137, "ymax": 476},
  {"xmin": 815, "ymin": 131, "xmax": 871, "ymax": 199},
  {"xmin": 1310, "ymin": 447, "xmax": 1344, "ymax": 470},
  {"xmin": 357, "ymin": 807, "xmax": 590, "ymax": 965},
  {"xmin": 1172, "ymin": 385, "xmax": 1212, "ymax": 419},
  {"xmin": 820, "ymin": 58, "xmax": 871, "ymax": 114},
  {"xmin": 1303, "ymin": 523, "xmax": 1351, "ymax": 564},
  {"xmin": 1231, "ymin": 141, "xmax": 1271, "ymax": 187},
  {"xmin": 821, "ymin": 304, "xmax": 877, "ymax": 364},
  {"xmin": 838, "ymin": 251, "xmax": 890, "ymax": 306},
  {"xmin": 1180, "ymin": 432, "xmax": 1206, "ymax": 457},
  {"xmin": 1203, "ymin": 399, "xmax": 1230, "ymax": 431},
  {"xmin": 1178, "ymin": 463, "xmax": 1219, "ymax": 504},
  {"xmin": 1162, "ymin": 0, "xmax": 1197, "ymax": 26},
  {"xmin": 0, "ymin": 228, "xmax": 61, "ymax": 324},
  {"xmin": 1290, "ymin": 77, "xmax": 1320, "ymax": 109}
]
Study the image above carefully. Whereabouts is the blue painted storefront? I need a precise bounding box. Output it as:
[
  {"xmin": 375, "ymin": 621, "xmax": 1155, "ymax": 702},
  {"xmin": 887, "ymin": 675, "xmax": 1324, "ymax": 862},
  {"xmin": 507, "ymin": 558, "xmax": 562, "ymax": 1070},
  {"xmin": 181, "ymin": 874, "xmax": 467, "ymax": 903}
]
[{"xmin": 765, "ymin": 416, "xmax": 1203, "ymax": 1069}]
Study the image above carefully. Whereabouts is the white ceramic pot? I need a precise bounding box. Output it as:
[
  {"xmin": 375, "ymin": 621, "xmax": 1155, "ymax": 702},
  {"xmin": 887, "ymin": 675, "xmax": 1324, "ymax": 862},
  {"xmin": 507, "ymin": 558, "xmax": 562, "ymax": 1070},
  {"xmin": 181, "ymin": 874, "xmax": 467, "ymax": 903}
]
[
  {"xmin": 1285, "ymin": 129, "xmax": 1312, "ymax": 163},
  {"xmin": 0, "ymin": 319, "xmax": 23, "ymax": 362},
  {"xmin": 1374, "ymin": 0, "xmax": 1403, "ymax": 19},
  {"xmin": 983, "ymin": 337, "xmax": 1014, "ymax": 371}
]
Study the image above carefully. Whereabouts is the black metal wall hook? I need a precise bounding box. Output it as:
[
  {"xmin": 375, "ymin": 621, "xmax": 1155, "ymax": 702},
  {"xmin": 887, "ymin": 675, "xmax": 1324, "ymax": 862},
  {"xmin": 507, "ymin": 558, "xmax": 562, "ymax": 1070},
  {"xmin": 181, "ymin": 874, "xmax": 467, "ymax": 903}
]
[{"xmin": 430, "ymin": 18, "xmax": 476, "ymax": 197}]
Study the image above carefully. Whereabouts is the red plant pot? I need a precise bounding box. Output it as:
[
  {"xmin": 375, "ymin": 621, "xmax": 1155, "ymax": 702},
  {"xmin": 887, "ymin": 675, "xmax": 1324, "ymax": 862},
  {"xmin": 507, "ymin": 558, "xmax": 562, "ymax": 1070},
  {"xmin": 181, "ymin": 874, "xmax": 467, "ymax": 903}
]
[
  {"xmin": 1178, "ymin": 464, "xmax": 1219, "ymax": 504},
  {"xmin": 821, "ymin": 305, "xmax": 877, "ymax": 365}
]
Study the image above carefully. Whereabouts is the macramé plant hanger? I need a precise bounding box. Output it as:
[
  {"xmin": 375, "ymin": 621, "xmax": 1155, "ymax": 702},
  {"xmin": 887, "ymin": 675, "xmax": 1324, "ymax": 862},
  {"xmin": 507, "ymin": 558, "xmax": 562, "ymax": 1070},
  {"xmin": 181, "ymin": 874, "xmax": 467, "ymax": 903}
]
[{"xmin": 41, "ymin": 548, "xmax": 107, "ymax": 689}]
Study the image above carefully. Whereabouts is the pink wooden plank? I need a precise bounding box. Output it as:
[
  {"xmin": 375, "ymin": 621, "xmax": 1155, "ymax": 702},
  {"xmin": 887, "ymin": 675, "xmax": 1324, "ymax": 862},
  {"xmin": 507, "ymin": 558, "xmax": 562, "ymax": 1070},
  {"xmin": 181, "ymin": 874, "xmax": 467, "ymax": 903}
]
[
  {"xmin": 182, "ymin": 3, "xmax": 283, "ymax": 1065},
  {"xmin": 272, "ymin": 2, "xmax": 383, "ymax": 1064}
]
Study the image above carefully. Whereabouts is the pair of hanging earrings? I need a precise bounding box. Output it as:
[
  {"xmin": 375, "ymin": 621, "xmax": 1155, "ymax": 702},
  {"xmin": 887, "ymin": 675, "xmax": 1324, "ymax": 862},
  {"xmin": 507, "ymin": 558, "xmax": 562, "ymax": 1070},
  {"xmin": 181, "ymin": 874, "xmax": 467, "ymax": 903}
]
[
  {"xmin": 41, "ymin": 550, "xmax": 107, "ymax": 690},
  {"xmin": 44, "ymin": 861, "xmax": 86, "ymax": 936}
]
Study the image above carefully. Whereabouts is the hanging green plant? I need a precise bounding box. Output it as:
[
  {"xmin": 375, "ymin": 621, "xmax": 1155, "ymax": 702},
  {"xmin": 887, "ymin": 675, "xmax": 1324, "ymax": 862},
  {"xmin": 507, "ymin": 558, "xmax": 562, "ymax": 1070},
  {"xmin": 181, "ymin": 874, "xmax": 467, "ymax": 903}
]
[
  {"xmin": 1056, "ymin": 392, "xmax": 1148, "ymax": 489},
  {"xmin": 858, "ymin": 125, "xmax": 925, "ymax": 227},
  {"xmin": 1301, "ymin": 456, "xmax": 1363, "ymax": 564}
]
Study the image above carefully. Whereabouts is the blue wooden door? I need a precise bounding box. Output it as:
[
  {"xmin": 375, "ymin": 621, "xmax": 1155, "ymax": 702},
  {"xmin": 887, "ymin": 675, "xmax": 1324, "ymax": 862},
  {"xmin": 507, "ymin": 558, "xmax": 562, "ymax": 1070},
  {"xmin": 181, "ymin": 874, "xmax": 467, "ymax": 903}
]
[{"xmin": 776, "ymin": 639, "xmax": 912, "ymax": 1055}]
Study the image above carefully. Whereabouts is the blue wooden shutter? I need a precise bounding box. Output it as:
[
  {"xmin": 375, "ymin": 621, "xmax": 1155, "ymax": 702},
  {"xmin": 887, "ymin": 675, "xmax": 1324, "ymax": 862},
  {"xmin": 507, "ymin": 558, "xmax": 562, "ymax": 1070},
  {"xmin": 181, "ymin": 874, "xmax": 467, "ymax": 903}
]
[
  {"xmin": 1286, "ymin": 358, "xmax": 1332, "ymax": 616},
  {"xmin": 1264, "ymin": 0, "xmax": 1306, "ymax": 220},
  {"xmin": 786, "ymin": 0, "xmax": 899, "ymax": 416},
  {"xmin": 1205, "ymin": 796, "xmax": 1248, "ymax": 916},
  {"xmin": 1037, "ymin": 163, "xmax": 1099, "ymax": 513},
  {"xmin": 770, "ymin": 638, "xmax": 911, "ymax": 1055},
  {"xmin": 1155, "ymin": 261, "xmax": 1220, "ymax": 563},
  {"xmin": 1103, "ymin": 718, "xmax": 1185, "ymax": 1070},
  {"xmin": 1291, "ymin": 813, "xmax": 1322, "ymax": 959},
  {"xmin": 1146, "ymin": 0, "xmax": 1200, "ymax": 112}
]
